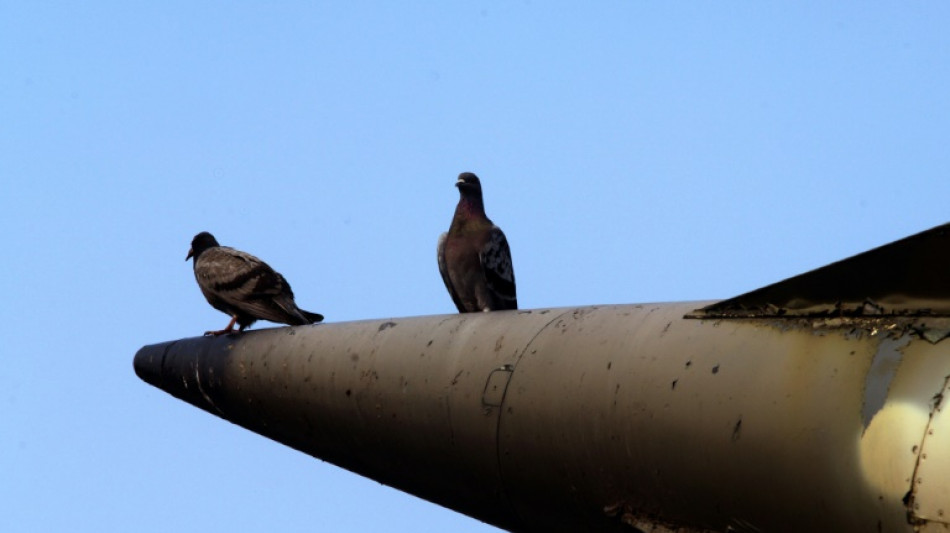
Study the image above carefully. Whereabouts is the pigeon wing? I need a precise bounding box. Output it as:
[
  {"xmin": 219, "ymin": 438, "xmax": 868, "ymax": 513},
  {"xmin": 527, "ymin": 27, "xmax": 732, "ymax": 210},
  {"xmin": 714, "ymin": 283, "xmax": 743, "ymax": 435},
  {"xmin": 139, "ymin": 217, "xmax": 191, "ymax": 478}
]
[
  {"xmin": 196, "ymin": 247, "xmax": 305, "ymax": 324},
  {"xmin": 479, "ymin": 226, "xmax": 517, "ymax": 310},
  {"xmin": 437, "ymin": 232, "xmax": 465, "ymax": 312},
  {"xmin": 249, "ymin": 271, "xmax": 314, "ymax": 325}
]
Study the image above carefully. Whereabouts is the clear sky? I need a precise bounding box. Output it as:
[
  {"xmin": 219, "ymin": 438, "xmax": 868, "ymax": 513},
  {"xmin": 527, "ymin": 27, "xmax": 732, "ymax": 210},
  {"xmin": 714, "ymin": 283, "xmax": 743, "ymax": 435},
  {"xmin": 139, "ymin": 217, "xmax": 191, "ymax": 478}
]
[{"xmin": 3, "ymin": 2, "xmax": 950, "ymax": 532}]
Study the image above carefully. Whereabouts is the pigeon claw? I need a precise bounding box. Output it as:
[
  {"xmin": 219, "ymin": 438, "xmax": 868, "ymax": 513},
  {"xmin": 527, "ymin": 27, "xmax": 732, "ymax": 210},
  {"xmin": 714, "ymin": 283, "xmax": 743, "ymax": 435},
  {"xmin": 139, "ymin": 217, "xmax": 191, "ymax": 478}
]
[
  {"xmin": 203, "ymin": 316, "xmax": 238, "ymax": 336},
  {"xmin": 204, "ymin": 329, "xmax": 235, "ymax": 336}
]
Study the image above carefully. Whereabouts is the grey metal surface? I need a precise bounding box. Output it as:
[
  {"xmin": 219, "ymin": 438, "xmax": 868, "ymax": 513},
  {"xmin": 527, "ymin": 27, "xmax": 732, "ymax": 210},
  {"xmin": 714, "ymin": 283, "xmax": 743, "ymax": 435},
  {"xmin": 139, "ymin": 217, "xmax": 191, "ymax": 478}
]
[{"xmin": 135, "ymin": 304, "xmax": 950, "ymax": 532}]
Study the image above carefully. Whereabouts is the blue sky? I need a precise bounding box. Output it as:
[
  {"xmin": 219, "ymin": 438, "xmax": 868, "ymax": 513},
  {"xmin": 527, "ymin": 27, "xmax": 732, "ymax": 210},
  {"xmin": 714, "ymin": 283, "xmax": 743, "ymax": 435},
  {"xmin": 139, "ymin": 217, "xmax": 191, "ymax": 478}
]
[{"xmin": 3, "ymin": 3, "xmax": 950, "ymax": 532}]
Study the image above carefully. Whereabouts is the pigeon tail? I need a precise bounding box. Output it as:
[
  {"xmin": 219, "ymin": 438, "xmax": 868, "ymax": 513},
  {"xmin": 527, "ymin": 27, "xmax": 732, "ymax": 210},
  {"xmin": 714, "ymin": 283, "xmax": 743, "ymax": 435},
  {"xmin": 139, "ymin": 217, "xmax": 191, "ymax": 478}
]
[{"xmin": 301, "ymin": 310, "xmax": 324, "ymax": 324}]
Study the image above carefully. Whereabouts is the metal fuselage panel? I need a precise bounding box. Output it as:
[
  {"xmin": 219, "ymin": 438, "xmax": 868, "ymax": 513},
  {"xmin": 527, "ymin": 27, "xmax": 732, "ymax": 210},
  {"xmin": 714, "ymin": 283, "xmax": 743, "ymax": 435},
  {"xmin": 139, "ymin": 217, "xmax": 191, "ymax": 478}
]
[
  {"xmin": 135, "ymin": 304, "xmax": 950, "ymax": 532},
  {"xmin": 495, "ymin": 304, "xmax": 949, "ymax": 532}
]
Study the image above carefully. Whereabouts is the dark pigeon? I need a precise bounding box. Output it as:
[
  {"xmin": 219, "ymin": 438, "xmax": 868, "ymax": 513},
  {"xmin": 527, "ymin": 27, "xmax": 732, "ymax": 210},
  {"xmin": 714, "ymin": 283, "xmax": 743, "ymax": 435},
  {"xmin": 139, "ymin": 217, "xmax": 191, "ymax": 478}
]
[
  {"xmin": 186, "ymin": 232, "xmax": 323, "ymax": 336},
  {"xmin": 437, "ymin": 172, "xmax": 517, "ymax": 312}
]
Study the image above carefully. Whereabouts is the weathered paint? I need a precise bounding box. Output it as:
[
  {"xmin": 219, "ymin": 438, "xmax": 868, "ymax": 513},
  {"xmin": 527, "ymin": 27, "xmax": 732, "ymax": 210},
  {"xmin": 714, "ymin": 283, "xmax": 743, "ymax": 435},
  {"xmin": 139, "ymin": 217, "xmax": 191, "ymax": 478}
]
[
  {"xmin": 135, "ymin": 303, "xmax": 950, "ymax": 532},
  {"xmin": 910, "ymin": 374, "xmax": 950, "ymax": 529}
]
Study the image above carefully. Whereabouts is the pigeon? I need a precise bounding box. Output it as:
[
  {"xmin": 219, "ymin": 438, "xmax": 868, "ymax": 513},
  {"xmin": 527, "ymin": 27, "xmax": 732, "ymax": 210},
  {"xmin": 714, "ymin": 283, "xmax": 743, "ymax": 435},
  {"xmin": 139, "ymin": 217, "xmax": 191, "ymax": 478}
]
[
  {"xmin": 437, "ymin": 172, "xmax": 517, "ymax": 312},
  {"xmin": 186, "ymin": 232, "xmax": 324, "ymax": 336}
]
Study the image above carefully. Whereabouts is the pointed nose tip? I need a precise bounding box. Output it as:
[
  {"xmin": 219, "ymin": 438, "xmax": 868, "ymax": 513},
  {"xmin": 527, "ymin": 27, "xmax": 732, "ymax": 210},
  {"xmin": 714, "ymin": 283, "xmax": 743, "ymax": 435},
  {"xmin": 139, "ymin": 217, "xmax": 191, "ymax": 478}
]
[{"xmin": 133, "ymin": 343, "xmax": 165, "ymax": 388}]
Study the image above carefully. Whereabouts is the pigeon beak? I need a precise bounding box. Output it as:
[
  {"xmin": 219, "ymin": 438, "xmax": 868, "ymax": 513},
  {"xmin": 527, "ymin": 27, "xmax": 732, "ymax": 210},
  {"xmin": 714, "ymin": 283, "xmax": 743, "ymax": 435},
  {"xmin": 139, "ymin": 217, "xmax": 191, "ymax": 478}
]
[
  {"xmin": 455, "ymin": 178, "xmax": 464, "ymax": 188},
  {"xmin": 186, "ymin": 248, "xmax": 194, "ymax": 261}
]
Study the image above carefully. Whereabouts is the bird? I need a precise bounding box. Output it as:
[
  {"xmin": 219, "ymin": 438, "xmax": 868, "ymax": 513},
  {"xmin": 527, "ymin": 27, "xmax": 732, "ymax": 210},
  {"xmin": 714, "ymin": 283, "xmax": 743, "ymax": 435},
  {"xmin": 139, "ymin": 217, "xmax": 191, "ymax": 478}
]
[
  {"xmin": 186, "ymin": 232, "xmax": 323, "ymax": 336},
  {"xmin": 437, "ymin": 172, "xmax": 517, "ymax": 312}
]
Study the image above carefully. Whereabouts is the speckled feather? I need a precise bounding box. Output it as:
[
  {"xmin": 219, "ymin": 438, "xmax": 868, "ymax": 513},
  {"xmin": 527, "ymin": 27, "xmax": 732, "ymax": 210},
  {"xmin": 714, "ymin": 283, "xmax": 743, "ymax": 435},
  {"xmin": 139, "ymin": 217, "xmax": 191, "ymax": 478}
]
[{"xmin": 188, "ymin": 232, "xmax": 323, "ymax": 334}]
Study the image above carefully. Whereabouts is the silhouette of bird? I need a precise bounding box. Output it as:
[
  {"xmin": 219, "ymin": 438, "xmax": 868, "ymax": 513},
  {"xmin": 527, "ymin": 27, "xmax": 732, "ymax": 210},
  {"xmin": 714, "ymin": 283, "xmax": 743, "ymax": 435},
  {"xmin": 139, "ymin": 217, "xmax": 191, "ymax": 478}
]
[
  {"xmin": 186, "ymin": 232, "xmax": 323, "ymax": 335},
  {"xmin": 437, "ymin": 172, "xmax": 517, "ymax": 312}
]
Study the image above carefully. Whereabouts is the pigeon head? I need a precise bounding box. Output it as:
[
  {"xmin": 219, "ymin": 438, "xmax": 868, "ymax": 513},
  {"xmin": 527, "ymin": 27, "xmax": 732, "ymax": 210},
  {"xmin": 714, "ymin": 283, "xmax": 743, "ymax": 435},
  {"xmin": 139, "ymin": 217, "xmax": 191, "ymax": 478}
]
[
  {"xmin": 455, "ymin": 172, "xmax": 483, "ymax": 201},
  {"xmin": 187, "ymin": 231, "xmax": 220, "ymax": 262},
  {"xmin": 456, "ymin": 172, "xmax": 481, "ymax": 192}
]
